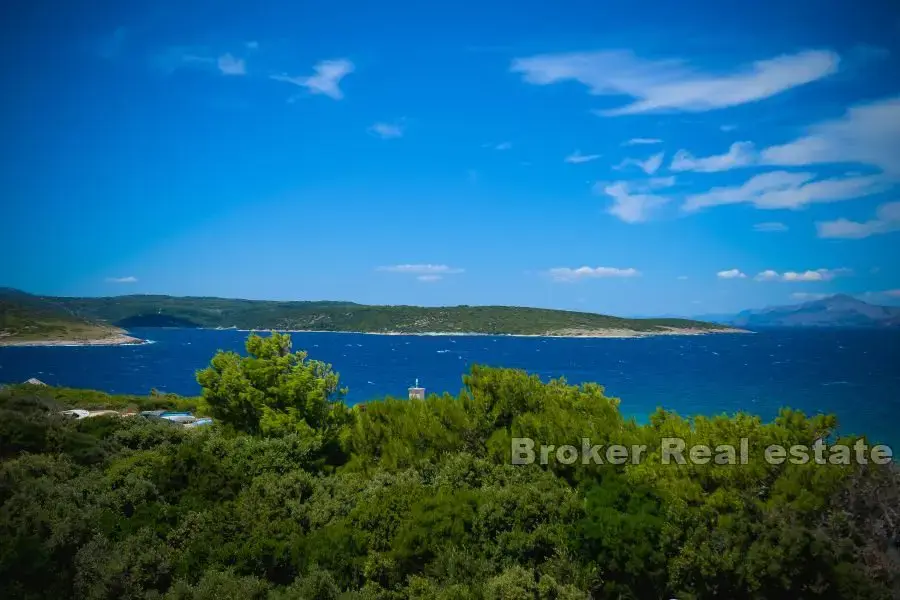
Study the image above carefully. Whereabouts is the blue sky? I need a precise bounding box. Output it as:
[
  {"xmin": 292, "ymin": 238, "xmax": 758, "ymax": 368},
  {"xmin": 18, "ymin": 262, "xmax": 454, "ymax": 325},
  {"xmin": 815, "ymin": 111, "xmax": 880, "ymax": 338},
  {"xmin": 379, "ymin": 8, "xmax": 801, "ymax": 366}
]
[{"xmin": 2, "ymin": 0, "xmax": 899, "ymax": 316}]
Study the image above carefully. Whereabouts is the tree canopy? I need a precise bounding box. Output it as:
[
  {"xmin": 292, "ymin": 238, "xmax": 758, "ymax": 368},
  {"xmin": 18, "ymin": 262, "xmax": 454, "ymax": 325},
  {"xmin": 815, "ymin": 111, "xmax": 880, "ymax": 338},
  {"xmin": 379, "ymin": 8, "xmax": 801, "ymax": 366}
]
[{"xmin": 0, "ymin": 333, "xmax": 897, "ymax": 599}]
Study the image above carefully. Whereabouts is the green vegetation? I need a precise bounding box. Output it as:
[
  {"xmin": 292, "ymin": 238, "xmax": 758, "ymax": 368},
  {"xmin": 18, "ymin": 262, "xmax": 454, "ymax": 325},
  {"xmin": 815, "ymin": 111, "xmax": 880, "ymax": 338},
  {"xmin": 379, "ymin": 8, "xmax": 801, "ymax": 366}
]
[
  {"xmin": 1, "ymin": 332, "xmax": 897, "ymax": 599},
  {"xmin": 1, "ymin": 288, "xmax": 733, "ymax": 336},
  {"xmin": 1, "ymin": 384, "xmax": 205, "ymax": 413},
  {"xmin": 0, "ymin": 288, "xmax": 123, "ymax": 342}
]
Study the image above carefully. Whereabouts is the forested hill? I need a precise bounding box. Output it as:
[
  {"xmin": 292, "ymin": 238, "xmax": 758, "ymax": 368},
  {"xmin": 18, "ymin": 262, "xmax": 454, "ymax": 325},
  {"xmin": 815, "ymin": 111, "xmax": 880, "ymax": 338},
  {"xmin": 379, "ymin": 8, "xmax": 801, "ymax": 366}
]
[
  {"xmin": 1, "ymin": 290, "xmax": 735, "ymax": 335},
  {"xmin": 0, "ymin": 288, "xmax": 122, "ymax": 342}
]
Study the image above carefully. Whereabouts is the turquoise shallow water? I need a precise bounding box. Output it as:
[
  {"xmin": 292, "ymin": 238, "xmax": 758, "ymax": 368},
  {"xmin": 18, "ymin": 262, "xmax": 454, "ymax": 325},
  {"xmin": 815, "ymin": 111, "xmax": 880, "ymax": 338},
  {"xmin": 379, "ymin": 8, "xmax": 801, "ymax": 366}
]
[{"xmin": 1, "ymin": 327, "xmax": 898, "ymax": 447}]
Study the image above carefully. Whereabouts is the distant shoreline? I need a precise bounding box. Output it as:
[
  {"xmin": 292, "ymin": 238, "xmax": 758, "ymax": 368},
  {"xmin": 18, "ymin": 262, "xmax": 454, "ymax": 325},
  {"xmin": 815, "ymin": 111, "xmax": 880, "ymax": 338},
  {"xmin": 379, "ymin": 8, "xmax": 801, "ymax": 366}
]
[
  {"xmin": 0, "ymin": 333, "xmax": 148, "ymax": 347},
  {"xmin": 217, "ymin": 326, "xmax": 750, "ymax": 339},
  {"xmin": 0, "ymin": 327, "xmax": 750, "ymax": 347}
]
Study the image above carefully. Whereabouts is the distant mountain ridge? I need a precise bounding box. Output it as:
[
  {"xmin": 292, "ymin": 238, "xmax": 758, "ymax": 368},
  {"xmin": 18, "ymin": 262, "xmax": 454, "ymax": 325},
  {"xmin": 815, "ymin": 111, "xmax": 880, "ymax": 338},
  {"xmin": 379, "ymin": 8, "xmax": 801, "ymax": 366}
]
[{"xmin": 727, "ymin": 295, "xmax": 900, "ymax": 328}]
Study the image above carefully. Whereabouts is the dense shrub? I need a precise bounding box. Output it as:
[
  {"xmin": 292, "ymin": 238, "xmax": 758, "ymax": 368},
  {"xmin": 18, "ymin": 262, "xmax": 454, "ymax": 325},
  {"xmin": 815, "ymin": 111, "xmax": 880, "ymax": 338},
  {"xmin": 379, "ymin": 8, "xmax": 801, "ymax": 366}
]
[{"xmin": 1, "ymin": 333, "xmax": 897, "ymax": 599}]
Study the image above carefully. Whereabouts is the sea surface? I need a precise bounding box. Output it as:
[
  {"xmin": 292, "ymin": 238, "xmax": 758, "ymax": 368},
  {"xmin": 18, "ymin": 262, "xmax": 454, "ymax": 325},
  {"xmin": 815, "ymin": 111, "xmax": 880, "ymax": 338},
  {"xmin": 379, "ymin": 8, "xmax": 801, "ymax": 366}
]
[{"xmin": 1, "ymin": 328, "xmax": 898, "ymax": 447}]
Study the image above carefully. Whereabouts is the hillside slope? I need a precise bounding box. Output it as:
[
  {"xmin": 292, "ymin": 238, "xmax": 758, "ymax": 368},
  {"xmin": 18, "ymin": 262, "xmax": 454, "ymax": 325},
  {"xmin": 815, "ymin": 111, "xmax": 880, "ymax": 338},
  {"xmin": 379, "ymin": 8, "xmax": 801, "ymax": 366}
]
[
  {"xmin": 0, "ymin": 288, "xmax": 134, "ymax": 343},
  {"xmin": 1, "ymin": 289, "xmax": 738, "ymax": 336}
]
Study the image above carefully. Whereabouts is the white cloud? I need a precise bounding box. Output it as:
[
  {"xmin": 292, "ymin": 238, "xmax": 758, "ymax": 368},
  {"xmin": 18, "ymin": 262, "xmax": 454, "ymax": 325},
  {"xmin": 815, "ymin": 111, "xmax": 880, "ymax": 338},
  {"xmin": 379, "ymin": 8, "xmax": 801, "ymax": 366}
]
[
  {"xmin": 720, "ymin": 124, "xmax": 738, "ymax": 132},
  {"xmin": 791, "ymin": 292, "xmax": 830, "ymax": 301},
  {"xmin": 416, "ymin": 275, "xmax": 442, "ymax": 282},
  {"xmin": 368, "ymin": 122, "xmax": 404, "ymax": 139},
  {"xmin": 246, "ymin": 41, "xmax": 259, "ymax": 50},
  {"xmin": 622, "ymin": 138, "xmax": 663, "ymax": 146},
  {"xmin": 717, "ymin": 269, "xmax": 747, "ymax": 279},
  {"xmin": 683, "ymin": 171, "xmax": 887, "ymax": 212},
  {"xmin": 105, "ymin": 276, "xmax": 137, "ymax": 283},
  {"xmin": 783, "ymin": 269, "xmax": 850, "ymax": 282},
  {"xmin": 271, "ymin": 59, "xmax": 354, "ymax": 100},
  {"xmin": 816, "ymin": 201, "xmax": 900, "ymax": 239},
  {"xmin": 754, "ymin": 269, "xmax": 780, "ymax": 281},
  {"xmin": 510, "ymin": 49, "xmax": 839, "ymax": 116},
  {"xmin": 217, "ymin": 53, "xmax": 246, "ymax": 75},
  {"xmin": 670, "ymin": 142, "xmax": 756, "ymax": 172},
  {"xmin": 760, "ymin": 95, "xmax": 900, "ymax": 176},
  {"xmin": 377, "ymin": 264, "xmax": 464, "ymax": 275},
  {"xmin": 564, "ymin": 150, "xmax": 601, "ymax": 164},
  {"xmin": 755, "ymin": 268, "xmax": 851, "ymax": 282},
  {"xmin": 753, "ymin": 221, "xmax": 789, "ymax": 232},
  {"xmin": 595, "ymin": 176, "xmax": 675, "ymax": 223},
  {"xmin": 494, "ymin": 142, "xmax": 513, "ymax": 151},
  {"xmin": 548, "ymin": 266, "xmax": 641, "ymax": 282},
  {"xmin": 615, "ymin": 151, "xmax": 664, "ymax": 175}
]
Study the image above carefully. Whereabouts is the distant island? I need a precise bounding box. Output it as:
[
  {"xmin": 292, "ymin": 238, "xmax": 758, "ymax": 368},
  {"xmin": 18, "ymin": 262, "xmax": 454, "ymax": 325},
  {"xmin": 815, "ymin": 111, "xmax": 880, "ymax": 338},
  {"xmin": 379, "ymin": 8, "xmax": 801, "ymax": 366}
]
[
  {"xmin": 700, "ymin": 294, "xmax": 900, "ymax": 329},
  {"xmin": 0, "ymin": 288, "xmax": 743, "ymax": 343}
]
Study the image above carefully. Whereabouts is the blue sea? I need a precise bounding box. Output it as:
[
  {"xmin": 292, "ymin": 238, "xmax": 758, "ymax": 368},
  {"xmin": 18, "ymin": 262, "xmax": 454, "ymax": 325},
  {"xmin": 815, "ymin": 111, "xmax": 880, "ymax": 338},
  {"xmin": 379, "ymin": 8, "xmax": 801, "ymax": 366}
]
[{"xmin": 1, "ymin": 328, "xmax": 898, "ymax": 447}]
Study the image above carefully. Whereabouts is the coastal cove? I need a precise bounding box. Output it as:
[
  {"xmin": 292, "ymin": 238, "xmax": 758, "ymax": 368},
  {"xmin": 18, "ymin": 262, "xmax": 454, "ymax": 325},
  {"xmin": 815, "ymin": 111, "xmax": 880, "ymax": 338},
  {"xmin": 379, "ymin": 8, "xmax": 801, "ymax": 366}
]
[{"xmin": 0, "ymin": 327, "xmax": 897, "ymax": 448}]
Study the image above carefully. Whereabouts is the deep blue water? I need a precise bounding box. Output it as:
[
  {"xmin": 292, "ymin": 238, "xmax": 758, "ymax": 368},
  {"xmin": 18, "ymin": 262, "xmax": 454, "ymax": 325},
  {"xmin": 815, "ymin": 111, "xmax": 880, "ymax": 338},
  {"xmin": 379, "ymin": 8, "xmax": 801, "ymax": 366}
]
[{"xmin": 1, "ymin": 328, "xmax": 898, "ymax": 447}]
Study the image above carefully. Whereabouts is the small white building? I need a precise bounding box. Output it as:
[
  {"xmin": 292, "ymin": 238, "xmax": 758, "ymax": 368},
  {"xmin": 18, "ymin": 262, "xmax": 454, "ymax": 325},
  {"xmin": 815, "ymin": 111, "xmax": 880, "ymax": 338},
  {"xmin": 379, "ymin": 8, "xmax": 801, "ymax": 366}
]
[{"xmin": 408, "ymin": 378, "xmax": 425, "ymax": 400}]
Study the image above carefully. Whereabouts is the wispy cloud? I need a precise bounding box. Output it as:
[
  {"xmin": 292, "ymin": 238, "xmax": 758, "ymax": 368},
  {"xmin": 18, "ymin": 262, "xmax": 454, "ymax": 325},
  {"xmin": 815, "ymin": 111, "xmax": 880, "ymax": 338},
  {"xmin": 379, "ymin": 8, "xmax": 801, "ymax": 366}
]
[
  {"xmin": 760, "ymin": 95, "xmax": 900, "ymax": 176},
  {"xmin": 670, "ymin": 142, "xmax": 756, "ymax": 172},
  {"xmin": 217, "ymin": 53, "xmax": 246, "ymax": 75},
  {"xmin": 755, "ymin": 268, "xmax": 851, "ymax": 282},
  {"xmin": 98, "ymin": 27, "xmax": 128, "ymax": 60},
  {"xmin": 376, "ymin": 264, "xmax": 464, "ymax": 283},
  {"xmin": 816, "ymin": 201, "xmax": 900, "ymax": 239},
  {"xmin": 245, "ymin": 41, "xmax": 259, "ymax": 50},
  {"xmin": 622, "ymin": 138, "xmax": 663, "ymax": 146},
  {"xmin": 368, "ymin": 121, "xmax": 404, "ymax": 139},
  {"xmin": 510, "ymin": 49, "xmax": 839, "ymax": 116},
  {"xmin": 615, "ymin": 151, "xmax": 664, "ymax": 175},
  {"xmin": 858, "ymin": 290, "xmax": 900, "ymax": 305},
  {"xmin": 666, "ymin": 97, "xmax": 900, "ymax": 177},
  {"xmin": 717, "ymin": 269, "xmax": 747, "ymax": 279},
  {"xmin": 154, "ymin": 46, "xmax": 249, "ymax": 77},
  {"xmin": 152, "ymin": 46, "xmax": 212, "ymax": 74},
  {"xmin": 271, "ymin": 59, "xmax": 354, "ymax": 100},
  {"xmin": 791, "ymin": 292, "xmax": 830, "ymax": 301},
  {"xmin": 720, "ymin": 124, "xmax": 738, "ymax": 132},
  {"xmin": 105, "ymin": 276, "xmax": 138, "ymax": 283},
  {"xmin": 677, "ymin": 275, "xmax": 689, "ymax": 280},
  {"xmin": 595, "ymin": 177, "xmax": 675, "ymax": 223},
  {"xmin": 493, "ymin": 142, "xmax": 513, "ymax": 151},
  {"xmin": 564, "ymin": 150, "xmax": 601, "ymax": 164},
  {"xmin": 682, "ymin": 171, "xmax": 887, "ymax": 212},
  {"xmin": 753, "ymin": 222, "xmax": 789, "ymax": 232},
  {"xmin": 548, "ymin": 266, "xmax": 641, "ymax": 282}
]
